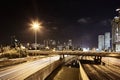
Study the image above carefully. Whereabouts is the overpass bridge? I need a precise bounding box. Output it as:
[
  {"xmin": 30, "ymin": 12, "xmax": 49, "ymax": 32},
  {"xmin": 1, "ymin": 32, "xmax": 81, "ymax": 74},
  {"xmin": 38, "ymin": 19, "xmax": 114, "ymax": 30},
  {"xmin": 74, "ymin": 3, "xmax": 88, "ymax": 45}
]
[
  {"xmin": 27, "ymin": 50, "xmax": 120, "ymax": 57},
  {"xmin": 27, "ymin": 50, "xmax": 120, "ymax": 63}
]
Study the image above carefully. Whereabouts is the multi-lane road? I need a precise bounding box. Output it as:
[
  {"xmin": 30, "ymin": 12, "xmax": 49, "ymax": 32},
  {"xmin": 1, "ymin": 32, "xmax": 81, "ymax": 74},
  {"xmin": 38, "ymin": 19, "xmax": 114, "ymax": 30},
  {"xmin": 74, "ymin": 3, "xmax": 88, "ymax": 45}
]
[
  {"xmin": 0, "ymin": 53, "xmax": 120, "ymax": 80},
  {"xmin": 0, "ymin": 55, "xmax": 60, "ymax": 80},
  {"xmin": 81, "ymin": 57, "xmax": 120, "ymax": 80}
]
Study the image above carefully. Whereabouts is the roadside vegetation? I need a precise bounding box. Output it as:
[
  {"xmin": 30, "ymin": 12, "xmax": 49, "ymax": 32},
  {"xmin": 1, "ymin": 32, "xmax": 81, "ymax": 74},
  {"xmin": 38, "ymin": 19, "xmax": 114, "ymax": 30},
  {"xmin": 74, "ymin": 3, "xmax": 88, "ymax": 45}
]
[{"xmin": 0, "ymin": 47, "xmax": 45, "ymax": 68}]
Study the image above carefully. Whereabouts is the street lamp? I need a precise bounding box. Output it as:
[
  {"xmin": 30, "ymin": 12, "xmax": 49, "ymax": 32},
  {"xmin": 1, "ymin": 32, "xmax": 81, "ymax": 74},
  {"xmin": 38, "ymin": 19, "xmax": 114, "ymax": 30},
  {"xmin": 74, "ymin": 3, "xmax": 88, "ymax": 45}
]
[{"xmin": 30, "ymin": 20, "xmax": 42, "ymax": 50}]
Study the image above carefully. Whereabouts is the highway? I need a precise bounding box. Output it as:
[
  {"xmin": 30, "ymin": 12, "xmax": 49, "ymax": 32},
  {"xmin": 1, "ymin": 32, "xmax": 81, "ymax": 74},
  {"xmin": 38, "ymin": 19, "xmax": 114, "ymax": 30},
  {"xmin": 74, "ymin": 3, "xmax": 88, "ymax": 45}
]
[
  {"xmin": 102, "ymin": 57, "xmax": 120, "ymax": 67},
  {"xmin": 0, "ymin": 55, "xmax": 60, "ymax": 80},
  {"xmin": 81, "ymin": 57, "xmax": 120, "ymax": 80}
]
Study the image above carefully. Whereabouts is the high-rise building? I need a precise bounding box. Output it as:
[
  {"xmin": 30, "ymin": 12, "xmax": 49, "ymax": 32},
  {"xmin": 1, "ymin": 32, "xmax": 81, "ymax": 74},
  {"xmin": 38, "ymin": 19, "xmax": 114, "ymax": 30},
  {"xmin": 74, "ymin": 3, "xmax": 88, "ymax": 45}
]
[
  {"xmin": 68, "ymin": 39, "xmax": 72, "ymax": 46},
  {"xmin": 98, "ymin": 35, "xmax": 104, "ymax": 50},
  {"xmin": 104, "ymin": 32, "xmax": 110, "ymax": 50},
  {"xmin": 112, "ymin": 8, "xmax": 120, "ymax": 52},
  {"xmin": 68, "ymin": 39, "xmax": 72, "ymax": 50}
]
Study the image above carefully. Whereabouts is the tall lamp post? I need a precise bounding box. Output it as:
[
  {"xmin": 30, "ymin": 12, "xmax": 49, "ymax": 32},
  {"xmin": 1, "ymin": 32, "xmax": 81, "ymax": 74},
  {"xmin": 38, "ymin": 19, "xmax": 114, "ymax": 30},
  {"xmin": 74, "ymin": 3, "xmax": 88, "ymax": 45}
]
[{"xmin": 30, "ymin": 20, "xmax": 41, "ymax": 50}]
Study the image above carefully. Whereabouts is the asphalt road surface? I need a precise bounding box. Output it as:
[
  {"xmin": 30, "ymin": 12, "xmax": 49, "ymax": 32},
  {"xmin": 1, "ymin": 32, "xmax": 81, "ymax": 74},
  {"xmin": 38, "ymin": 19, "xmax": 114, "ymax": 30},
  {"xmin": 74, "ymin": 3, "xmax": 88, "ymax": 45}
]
[
  {"xmin": 81, "ymin": 57, "xmax": 120, "ymax": 80},
  {"xmin": 0, "ymin": 55, "xmax": 59, "ymax": 80}
]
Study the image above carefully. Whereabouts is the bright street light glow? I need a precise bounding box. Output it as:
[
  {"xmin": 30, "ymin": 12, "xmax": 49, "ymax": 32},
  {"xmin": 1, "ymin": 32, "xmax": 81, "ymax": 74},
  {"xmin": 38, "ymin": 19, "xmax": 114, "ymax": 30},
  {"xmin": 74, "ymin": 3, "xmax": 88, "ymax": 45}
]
[
  {"xmin": 30, "ymin": 20, "xmax": 42, "ymax": 31},
  {"xmin": 33, "ymin": 23, "xmax": 39, "ymax": 30},
  {"xmin": 29, "ymin": 19, "xmax": 42, "ymax": 50}
]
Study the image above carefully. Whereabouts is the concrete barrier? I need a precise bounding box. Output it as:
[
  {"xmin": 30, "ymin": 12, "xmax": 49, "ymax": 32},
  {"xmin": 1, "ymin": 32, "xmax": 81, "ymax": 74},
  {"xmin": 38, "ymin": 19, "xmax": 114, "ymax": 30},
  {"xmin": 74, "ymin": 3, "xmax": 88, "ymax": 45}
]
[
  {"xmin": 24, "ymin": 56, "xmax": 76, "ymax": 80},
  {"xmin": 79, "ymin": 61, "xmax": 90, "ymax": 80},
  {"xmin": 25, "ymin": 59, "xmax": 63, "ymax": 80}
]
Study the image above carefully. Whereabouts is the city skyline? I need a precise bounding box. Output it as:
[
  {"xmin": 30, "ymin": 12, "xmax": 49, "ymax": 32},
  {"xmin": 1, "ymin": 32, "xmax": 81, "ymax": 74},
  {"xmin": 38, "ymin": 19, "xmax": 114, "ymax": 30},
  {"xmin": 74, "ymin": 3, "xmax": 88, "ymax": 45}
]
[{"xmin": 0, "ymin": 0, "xmax": 120, "ymax": 48}]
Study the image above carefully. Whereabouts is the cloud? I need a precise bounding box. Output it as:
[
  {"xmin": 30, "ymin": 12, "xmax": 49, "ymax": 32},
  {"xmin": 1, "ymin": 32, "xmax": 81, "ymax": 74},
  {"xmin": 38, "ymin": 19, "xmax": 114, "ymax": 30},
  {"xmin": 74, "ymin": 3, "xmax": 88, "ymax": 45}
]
[
  {"xmin": 52, "ymin": 27, "xmax": 58, "ymax": 30},
  {"xmin": 77, "ymin": 17, "xmax": 112, "ymax": 28},
  {"xmin": 78, "ymin": 18, "xmax": 87, "ymax": 23},
  {"xmin": 99, "ymin": 20, "xmax": 107, "ymax": 26},
  {"xmin": 100, "ymin": 19, "xmax": 111, "ymax": 26},
  {"xmin": 77, "ymin": 17, "xmax": 91, "ymax": 24}
]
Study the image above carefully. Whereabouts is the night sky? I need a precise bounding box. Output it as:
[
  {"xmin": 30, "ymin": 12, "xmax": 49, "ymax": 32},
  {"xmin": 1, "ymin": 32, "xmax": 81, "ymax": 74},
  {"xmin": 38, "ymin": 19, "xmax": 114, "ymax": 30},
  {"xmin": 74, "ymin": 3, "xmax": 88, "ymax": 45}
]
[{"xmin": 0, "ymin": 0, "xmax": 120, "ymax": 48}]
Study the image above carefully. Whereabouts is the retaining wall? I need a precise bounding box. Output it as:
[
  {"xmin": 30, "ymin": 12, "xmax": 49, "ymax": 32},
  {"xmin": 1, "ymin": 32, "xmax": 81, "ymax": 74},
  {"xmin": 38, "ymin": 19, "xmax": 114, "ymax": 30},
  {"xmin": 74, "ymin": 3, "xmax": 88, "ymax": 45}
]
[
  {"xmin": 79, "ymin": 61, "xmax": 90, "ymax": 80},
  {"xmin": 25, "ymin": 59, "xmax": 63, "ymax": 80}
]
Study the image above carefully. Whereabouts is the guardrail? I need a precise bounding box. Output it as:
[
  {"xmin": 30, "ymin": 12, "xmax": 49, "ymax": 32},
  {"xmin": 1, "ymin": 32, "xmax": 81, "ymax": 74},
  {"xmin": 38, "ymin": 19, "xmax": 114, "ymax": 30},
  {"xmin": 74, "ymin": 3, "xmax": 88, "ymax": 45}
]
[{"xmin": 78, "ymin": 61, "xmax": 90, "ymax": 80}]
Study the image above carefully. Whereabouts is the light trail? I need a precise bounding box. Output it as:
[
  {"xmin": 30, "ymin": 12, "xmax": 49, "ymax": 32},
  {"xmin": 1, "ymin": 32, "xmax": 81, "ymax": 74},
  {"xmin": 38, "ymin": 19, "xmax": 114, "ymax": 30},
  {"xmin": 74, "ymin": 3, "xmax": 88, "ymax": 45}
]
[{"xmin": 0, "ymin": 55, "xmax": 60, "ymax": 80}]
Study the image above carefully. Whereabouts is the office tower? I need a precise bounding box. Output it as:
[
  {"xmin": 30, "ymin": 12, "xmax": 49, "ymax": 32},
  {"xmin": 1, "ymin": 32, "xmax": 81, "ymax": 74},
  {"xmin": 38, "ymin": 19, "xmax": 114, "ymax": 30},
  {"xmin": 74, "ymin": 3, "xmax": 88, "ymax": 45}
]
[
  {"xmin": 104, "ymin": 32, "xmax": 110, "ymax": 50},
  {"xmin": 98, "ymin": 35, "xmax": 104, "ymax": 50},
  {"xmin": 111, "ymin": 8, "xmax": 120, "ymax": 51}
]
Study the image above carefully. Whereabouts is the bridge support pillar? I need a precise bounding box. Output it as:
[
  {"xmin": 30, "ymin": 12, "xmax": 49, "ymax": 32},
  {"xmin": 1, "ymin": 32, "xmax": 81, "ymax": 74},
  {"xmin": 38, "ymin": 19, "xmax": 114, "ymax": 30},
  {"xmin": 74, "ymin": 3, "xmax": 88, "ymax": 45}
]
[
  {"xmin": 59, "ymin": 55, "xmax": 65, "ymax": 60},
  {"xmin": 81, "ymin": 56, "xmax": 85, "ymax": 60},
  {"xmin": 94, "ymin": 56, "xmax": 102, "ymax": 64}
]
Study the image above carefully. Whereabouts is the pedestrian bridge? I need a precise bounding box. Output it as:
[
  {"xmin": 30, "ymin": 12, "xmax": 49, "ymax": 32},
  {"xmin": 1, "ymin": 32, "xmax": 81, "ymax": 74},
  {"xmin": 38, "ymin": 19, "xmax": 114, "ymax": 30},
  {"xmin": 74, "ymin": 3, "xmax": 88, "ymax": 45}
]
[{"xmin": 27, "ymin": 50, "xmax": 120, "ymax": 58}]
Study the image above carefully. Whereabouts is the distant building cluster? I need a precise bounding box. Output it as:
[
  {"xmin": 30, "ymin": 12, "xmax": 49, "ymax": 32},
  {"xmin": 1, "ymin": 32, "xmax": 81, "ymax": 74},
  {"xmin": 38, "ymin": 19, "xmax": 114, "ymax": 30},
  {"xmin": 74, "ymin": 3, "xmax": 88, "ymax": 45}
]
[
  {"xmin": 26, "ymin": 39, "xmax": 73, "ymax": 51},
  {"xmin": 98, "ymin": 8, "xmax": 120, "ymax": 52}
]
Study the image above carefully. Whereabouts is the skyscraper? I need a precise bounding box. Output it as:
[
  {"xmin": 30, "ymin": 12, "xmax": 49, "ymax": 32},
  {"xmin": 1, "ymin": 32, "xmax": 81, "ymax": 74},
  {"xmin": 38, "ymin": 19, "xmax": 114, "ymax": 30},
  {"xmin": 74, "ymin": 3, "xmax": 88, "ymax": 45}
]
[
  {"xmin": 112, "ymin": 8, "xmax": 120, "ymax": 52},
  {"xmin": 98, "ymin": 35, "xmax": 104, "ymax": 51},
  {"xmin": 68, "ymin": 39, "xmax": 72, "ymax": 46},
  {"xmin": 104, "ymin": 32, "xmax": 110, "ymax": 50},
  {"xmin": 68, "ymin": 39, "xmax": 72, "ymax": 50}
]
